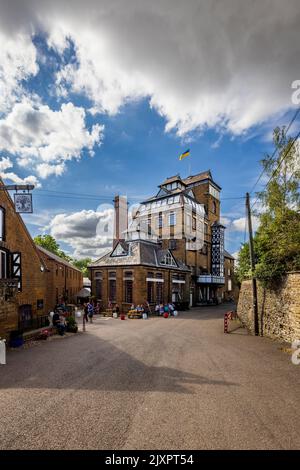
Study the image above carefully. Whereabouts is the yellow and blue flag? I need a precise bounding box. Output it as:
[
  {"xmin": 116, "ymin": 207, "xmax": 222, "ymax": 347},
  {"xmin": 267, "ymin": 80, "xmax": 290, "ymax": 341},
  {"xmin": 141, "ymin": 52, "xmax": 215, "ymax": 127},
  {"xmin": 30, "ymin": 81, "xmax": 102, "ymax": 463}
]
[{"xmin": 179, "ymin": 149, "xmax": 190, "ymax": 160}]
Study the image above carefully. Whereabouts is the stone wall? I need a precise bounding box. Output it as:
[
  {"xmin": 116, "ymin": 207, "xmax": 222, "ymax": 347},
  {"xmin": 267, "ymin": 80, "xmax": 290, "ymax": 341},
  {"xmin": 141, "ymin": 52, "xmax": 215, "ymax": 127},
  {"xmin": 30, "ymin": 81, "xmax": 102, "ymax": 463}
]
[{"xmin": 237, "ymin": 272, "xmax": 300, "ymax": 342}]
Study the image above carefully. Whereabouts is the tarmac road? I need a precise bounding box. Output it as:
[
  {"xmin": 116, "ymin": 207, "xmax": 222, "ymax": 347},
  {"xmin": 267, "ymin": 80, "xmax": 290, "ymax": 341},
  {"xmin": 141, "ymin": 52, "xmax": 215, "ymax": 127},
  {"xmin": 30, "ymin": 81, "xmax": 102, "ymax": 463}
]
[{"xmin": 0, "ymin": 305, "xmax": 300, "ymax": 450}]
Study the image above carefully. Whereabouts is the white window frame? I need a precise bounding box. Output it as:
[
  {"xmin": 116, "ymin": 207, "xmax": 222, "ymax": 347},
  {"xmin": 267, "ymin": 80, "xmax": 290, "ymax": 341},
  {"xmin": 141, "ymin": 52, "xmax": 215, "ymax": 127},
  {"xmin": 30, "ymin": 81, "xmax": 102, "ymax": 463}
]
[{"xmin": 169, "ymin": 212, "xmax": 176, "ymax": 226}]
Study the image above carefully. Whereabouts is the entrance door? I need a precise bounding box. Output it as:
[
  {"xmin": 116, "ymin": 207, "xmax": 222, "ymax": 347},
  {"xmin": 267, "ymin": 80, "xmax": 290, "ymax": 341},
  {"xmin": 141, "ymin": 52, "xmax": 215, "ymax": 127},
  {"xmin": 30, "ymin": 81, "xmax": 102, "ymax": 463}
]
[{"xmin": 19, "ymin": 304, "xmax": 33, "ymax": 331}]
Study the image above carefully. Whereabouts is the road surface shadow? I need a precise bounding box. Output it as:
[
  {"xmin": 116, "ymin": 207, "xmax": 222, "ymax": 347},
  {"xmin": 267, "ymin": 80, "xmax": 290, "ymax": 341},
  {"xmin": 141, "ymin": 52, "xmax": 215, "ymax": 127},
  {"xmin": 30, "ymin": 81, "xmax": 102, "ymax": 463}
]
[
  {"xmin": 0, "ymin": 334, "xmax": 237, "ymax": 394},
  {"xmin": 177, "ymin": 305, "xmax": 234, "ymax": 321}
]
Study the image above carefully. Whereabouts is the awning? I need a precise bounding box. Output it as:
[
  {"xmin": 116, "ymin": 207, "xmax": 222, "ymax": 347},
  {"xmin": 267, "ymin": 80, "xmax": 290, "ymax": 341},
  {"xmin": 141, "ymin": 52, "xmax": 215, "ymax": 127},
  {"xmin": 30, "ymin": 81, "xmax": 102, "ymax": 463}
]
[{"xmin": 76, "ymin": 287, "xmax": 91, "ymax": 298}]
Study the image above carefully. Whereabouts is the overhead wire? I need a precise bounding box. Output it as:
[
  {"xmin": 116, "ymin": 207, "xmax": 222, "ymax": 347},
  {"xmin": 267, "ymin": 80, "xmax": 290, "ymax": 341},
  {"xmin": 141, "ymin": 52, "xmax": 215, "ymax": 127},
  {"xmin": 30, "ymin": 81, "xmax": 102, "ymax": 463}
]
[{"xmin": 249, "ymin": 106, "xmax": 300, "ymax": 196}]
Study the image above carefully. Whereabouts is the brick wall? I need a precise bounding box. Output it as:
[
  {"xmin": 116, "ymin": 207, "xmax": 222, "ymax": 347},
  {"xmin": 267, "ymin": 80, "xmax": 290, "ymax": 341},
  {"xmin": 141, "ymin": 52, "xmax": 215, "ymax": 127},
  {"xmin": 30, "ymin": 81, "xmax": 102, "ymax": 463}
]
[
  {"xmin": 90, "ymin": 265, "xmax": 190, "ymax": 313},
  {"xmin": 222, "ymin": 257, "xmax": 234, "ymax": 300},
  {"xmin": 0, "ymin": 186, "xmax": 48, "ymax": 339},
  {"xmin": 37, "ymin": 249, "xmax": 83, "ymax": 306},
  {"xmin": 237, "ymin": 272, "xmax": 300, "ymax": 342}
]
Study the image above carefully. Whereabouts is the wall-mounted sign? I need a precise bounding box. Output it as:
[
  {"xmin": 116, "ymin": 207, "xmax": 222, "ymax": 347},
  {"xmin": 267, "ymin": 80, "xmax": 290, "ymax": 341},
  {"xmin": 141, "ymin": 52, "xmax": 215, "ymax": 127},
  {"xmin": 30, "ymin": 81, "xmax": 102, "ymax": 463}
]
[
  {"xmin": 14, "ymin": 193, "xmax": 33, "ymax": 213},
  {"xmin": 37, "ymin": 299, "xmax": 44, "ymax": 310}
]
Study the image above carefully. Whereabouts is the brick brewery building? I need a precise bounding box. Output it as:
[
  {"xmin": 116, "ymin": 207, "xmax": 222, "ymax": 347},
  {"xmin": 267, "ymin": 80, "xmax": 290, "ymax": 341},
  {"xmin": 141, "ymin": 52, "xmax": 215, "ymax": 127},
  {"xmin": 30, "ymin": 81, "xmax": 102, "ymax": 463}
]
[
  {"xmin": 89, "ymin": 170, "xmax": 234, "ymax": 311},
  {"xmin": 0, "ymin": 180, "xmax": 83, "ymax": 340},
  {"xmin": 37, "ymin": 246, "xmax": 83, "ymax": 306}
]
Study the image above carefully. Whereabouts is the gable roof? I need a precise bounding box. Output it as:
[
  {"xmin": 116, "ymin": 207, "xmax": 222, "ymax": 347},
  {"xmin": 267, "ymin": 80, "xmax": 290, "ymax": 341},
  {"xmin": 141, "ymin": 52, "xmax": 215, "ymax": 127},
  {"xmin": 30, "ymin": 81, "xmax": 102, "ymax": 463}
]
[
  {"xmin": 183, "ymin": 170, "xmax": 212, "ymax": 185},
  {"xmin": 160, "ymin": 174, "xmax": 185, "ymax": 187},
  {"xmin": 36, "ymin": 245, "xmax": 81, "ymax": 272},
  {"xmin": 183, "ymin": 170, "xmax": 221, "ymax": 190},
  {"xmin": 224, "ymin": 250, "xmax": 235, "ymax": 260}
]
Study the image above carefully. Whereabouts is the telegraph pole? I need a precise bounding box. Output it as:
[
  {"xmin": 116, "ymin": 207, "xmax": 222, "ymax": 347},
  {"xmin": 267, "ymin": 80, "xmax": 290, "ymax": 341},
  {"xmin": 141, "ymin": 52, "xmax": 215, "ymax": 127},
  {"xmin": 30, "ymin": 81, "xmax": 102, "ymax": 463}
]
[{"xmin": 246, "ymin": 193, "xmax": 259, "ymax": 336}]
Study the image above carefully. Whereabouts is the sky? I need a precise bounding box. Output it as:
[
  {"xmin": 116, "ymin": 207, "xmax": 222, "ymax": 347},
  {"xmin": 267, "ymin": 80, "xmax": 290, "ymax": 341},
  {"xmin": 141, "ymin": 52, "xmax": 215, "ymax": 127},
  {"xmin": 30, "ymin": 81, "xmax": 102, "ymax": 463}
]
[{"xmin": 0, "ymin": 0, "xmax": 299, "ymax": 260}]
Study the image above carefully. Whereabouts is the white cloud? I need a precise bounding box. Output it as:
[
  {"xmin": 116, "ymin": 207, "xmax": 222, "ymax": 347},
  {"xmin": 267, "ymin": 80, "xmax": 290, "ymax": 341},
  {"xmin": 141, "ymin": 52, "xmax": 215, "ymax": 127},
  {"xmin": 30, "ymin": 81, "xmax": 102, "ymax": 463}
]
[
  {"xmin": 0, "ymin": 156, "xmax": 41, "ymax": 187},
  {"xmin": 220, "ymin": 216, "xmax": 231, "ymax": 226},
  {"xmin": 0, "ymin": 99, "xmax": 104, "ymax": 178},
  {"xmin": 48, "ymin": 207, "xmax": 114, "ymax": 258},
  {"xmin": 36, "ymin": 163, "xmax": 66, "ymax": 179},
  {"xmin": 230, "ymin": 216, "xmax": 260, "ymax": 233},
  {"xmin": 0, "ymin": 0, "xmax": 299, "ymax": 144},
  {"xmin": 0, "ymin": 30, "xmax": 38, "ymax": 114},
  {"xmin": 42, "ymin": 0, "xmax": 300, "ymax": 135},
  {"xmin": 0, "ymin": 156, "xmax": 13, "ymax": 171}
]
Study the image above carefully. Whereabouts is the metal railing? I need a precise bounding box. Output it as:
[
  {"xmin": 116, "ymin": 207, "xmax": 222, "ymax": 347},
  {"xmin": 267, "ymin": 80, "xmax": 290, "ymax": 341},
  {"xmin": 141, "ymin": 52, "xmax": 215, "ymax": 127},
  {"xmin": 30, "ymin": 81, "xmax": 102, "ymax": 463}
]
[
  {"xmin": 18, "ymin": 315, "xmax": 50, "ymax": 333},
  {"xmin": 197, "ymin": 275, "xmax": 225, "ymax": 284}
]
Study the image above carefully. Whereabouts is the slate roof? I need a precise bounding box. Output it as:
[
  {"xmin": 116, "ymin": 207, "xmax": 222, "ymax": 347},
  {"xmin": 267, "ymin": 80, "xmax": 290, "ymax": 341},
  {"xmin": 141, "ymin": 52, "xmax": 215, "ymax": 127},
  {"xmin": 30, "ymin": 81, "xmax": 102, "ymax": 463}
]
[
  {"xmin": 160, "ymin": 174, "xmax": 185, "ymax": 186},
  {"xmin": 89, "ymin": 239, "xmax": 191, "ymax": 272},
  {"xmin": 36, "ymin": 245, "xmax": 81, "ymax": 272},
  {"xmin": 183, "ymin": 170, "xmax": 221, "ymax": 190},
  {"xmin": 224, "ymin": 250, "xmax": 235, "ymax": 260}
]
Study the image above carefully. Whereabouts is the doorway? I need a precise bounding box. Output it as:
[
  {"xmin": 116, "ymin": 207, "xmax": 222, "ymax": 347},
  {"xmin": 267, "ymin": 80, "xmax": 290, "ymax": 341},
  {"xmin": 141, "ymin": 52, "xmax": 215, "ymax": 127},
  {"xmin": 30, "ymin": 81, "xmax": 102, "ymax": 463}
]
[{"xmin": 18, "ymin": 304, "xmax": 33, "ymax": 331}]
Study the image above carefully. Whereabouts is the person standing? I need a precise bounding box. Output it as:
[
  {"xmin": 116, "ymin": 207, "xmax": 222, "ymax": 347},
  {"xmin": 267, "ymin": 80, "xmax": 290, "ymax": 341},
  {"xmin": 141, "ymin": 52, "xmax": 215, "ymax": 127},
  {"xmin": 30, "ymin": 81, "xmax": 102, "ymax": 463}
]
[
  {"xmin": 114, "ymin": 304, "xmax": 120, "ymax": 316},
  {"xmin": 83, "ymin": 303, "xmax": 89, "ymax": 323},
  {"xmin": 87, "ymin": 301, "xmax": 94, "ymax": 323},
  {"xmin": 168, "ymin": 302, "xmax": 175, "ymax": 316}
]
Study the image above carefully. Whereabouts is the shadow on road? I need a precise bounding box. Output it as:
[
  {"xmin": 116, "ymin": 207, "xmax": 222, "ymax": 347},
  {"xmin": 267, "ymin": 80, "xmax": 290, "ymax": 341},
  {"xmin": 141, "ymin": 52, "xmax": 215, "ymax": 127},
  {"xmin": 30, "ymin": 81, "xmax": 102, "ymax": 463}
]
[
  {"xmin": 178, "ymin": 304, "xmax": 235, "ymax": 321},
  {"xmin": 0, "ymin": 333, "xmax": 237, "ymax": 394}
]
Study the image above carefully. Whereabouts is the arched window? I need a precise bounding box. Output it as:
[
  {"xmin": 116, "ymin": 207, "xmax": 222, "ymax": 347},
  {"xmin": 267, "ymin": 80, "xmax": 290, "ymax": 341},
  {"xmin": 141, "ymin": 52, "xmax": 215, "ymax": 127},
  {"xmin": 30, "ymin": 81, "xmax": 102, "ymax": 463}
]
[{"xmin": 212, "ymin": 201, "xmax": 217, "ymax": 214}]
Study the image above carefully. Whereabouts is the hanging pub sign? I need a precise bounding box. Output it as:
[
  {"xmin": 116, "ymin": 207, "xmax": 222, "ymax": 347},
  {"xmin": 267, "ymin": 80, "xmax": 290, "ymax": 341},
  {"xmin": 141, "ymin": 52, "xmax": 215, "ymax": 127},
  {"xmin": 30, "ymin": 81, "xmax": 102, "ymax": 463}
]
[
  {"xmin": 14, "ymin": 192, "xmax": 33, "ymax": 213},
  {"xmin": 0, "ymin": 184, "xmax": 34, "ymax": 213}
]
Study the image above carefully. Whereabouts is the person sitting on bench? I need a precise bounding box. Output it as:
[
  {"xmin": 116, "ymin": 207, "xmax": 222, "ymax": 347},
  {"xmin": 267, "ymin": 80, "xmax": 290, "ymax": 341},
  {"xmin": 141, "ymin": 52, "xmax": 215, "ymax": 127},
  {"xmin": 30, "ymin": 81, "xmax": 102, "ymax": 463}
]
[{"xmin": 52, "ymin": 310, "xmax": 66, "ymax": 336}]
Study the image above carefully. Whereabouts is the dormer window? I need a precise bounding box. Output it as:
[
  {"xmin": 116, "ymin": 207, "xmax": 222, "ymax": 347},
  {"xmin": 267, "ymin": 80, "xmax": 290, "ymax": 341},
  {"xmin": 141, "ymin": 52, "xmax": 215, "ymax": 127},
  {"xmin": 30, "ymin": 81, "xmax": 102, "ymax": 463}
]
[
  {"xmin": 111, "ymin": 243, "xmax": 128, "ymax": 257},
  {"xmin": 160, "ymin": 252, "xmax": 177, "ymax": 266}
]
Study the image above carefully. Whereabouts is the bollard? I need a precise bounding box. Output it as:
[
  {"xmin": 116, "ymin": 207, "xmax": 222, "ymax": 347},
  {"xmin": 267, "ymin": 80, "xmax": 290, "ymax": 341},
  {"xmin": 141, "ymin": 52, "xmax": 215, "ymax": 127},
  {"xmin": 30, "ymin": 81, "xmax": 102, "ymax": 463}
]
[
  {"xmin": 224, "ymin": 313, "xmax": 229, "ymax": 333},
  {"xmin": 83, "ymin": 315, "xmax": 86, "ymax": 332},
  {"xmin": 0, "ymin": 339, "xmax": 6, "ymax": 365},
  {"xmin": 224, "ymin": 311, "xmax": 235, "ymax": 333}
]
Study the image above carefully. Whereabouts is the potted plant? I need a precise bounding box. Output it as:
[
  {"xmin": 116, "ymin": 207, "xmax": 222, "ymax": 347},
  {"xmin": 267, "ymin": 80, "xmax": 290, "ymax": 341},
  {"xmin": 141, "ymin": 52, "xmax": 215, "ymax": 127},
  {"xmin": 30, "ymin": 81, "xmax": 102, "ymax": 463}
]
[
  {"xmin": 66, "ymin": 316, "xmax": 78, "ymax": 333},
  {"xmin": 9, "ymin": 330, "xmax": 24, "ymax": 348},
  {"xmin": 36, "ymin": 329, "xmax": 50, "ymax": 340}
]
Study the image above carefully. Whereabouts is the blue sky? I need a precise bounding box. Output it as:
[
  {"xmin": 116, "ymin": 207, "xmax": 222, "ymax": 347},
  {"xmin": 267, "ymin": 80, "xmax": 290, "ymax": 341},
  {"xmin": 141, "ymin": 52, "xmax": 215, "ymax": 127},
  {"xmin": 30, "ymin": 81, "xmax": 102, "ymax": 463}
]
[
  {"xmin": 21, "ymin": 92, "xmax": 288, "ymax": 256},
  {"xmin": 0, "ymin": 1, "xmax": 299, "ymax": 259}
]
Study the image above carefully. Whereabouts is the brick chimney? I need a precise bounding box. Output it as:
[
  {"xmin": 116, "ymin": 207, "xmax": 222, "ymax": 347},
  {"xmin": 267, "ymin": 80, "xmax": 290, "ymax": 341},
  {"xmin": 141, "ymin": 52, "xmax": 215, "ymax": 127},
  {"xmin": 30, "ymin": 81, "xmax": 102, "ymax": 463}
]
[{"xmin": 113, "ymin": 195, "xmax": 128, "ymax": 248}]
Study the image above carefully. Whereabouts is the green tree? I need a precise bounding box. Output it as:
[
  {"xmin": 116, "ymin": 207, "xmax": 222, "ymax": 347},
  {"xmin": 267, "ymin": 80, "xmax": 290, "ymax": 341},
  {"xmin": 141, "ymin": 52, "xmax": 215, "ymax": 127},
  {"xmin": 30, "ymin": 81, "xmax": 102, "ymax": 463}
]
[
  {"xmin": 72, "ymin": 258, "xmax": 92, "ymax": 277},
  {"xmin": 34, "ymin": 234, "xmax": 72, "ymax": 262},
  {"xmin": 235, "ymin": 242, "xmax": 251, "ymax": 284},
  {"xmin": 237, "ymin": 126, "xmax": 300, "ymax": 287}
]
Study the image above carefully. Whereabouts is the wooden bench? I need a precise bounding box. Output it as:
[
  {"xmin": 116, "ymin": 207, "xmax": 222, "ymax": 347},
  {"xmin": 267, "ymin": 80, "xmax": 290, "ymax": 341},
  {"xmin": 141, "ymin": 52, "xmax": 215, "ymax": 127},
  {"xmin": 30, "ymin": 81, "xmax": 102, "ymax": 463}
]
[{"xmin": 103, "ymin": 309, "xmax": 113, "ymax": 317}]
